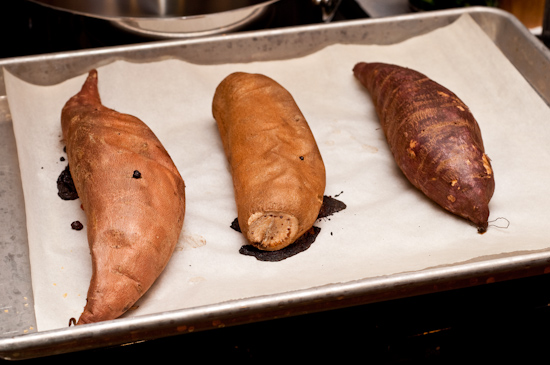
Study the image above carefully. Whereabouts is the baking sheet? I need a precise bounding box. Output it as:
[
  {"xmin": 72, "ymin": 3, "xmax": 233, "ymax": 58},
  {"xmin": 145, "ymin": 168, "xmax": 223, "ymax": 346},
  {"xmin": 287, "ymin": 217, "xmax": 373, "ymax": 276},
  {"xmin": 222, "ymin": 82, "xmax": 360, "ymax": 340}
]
[{"xmin": 5, "ymin": 13, "xmax": 550, "ymax": 334}]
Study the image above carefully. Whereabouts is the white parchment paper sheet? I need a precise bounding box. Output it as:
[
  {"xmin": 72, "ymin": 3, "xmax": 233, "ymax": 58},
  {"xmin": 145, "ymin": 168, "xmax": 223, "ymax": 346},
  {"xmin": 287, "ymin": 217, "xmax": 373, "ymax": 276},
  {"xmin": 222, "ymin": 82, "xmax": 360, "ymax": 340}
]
[{"xmin": 5, "ymin": 15, "xmax": 550, "ymax": 332}]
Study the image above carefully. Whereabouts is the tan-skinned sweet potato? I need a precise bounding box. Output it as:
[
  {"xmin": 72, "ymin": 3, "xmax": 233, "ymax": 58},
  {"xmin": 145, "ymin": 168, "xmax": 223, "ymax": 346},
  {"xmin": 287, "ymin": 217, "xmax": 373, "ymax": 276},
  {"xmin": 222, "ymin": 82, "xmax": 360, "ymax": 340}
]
[
  {"xmin": 61, "ymin": 69, "xmax": 186, "ymax": 324},
  {"xmin": 353, "ymin": 62, "xmax": 494, "ymax": 232},
  {"xmin": 212, "ymin": 72, "xmax": 326, "ymax": 251}
]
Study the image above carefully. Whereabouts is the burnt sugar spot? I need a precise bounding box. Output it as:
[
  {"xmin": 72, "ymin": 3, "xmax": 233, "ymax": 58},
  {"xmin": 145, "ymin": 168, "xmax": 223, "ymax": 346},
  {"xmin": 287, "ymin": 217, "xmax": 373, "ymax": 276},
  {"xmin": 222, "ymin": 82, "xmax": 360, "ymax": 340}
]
[
  {"xmin": 57, "ymin": 165, "xmax": 79, "ymax": 200},
  {"xmin": 230, "ymin": 217, "xmax": 241, "ymax": 232},
  {"xmin": 231, "ymin": 194, "xmax": 346, "ymax": 261},
  {"xmin": 71, "ymin": 221, "xmax": 83, "ymax": 230},
  {"xmin": 317, "ymin": 194, "xmax": 347, "ymax": 219}
]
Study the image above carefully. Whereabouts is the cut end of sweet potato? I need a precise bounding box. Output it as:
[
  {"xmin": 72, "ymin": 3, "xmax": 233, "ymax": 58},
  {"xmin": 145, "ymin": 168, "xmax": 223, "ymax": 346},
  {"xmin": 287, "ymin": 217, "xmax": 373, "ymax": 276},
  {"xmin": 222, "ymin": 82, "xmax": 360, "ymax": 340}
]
[{"xmin": 247, "ymin": 212, "xmax": 300, "ymax": 251}]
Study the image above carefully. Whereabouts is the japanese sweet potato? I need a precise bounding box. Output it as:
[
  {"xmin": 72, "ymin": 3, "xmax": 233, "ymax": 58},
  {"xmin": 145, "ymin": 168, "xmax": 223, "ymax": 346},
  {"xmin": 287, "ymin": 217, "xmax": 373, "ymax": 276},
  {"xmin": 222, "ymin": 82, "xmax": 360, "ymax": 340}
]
[
  {"xmin": 353, "ymin": 62, "xmax": 494, "ymax": 232},
  {"xmin": 61, "ymin": 69, "xmax": 186, "ymax": 324},
  {"xmin": 212, "ymin": 72, "xmax": 326, "ymax": 251}
]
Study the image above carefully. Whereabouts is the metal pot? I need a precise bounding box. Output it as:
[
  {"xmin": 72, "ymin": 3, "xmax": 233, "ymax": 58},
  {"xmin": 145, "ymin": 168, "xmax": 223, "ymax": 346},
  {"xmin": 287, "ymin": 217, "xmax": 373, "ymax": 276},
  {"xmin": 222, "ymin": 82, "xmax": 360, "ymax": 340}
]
[{"xmin": 28, "ymin": 0, "xmax": 342, "ymax": 39}]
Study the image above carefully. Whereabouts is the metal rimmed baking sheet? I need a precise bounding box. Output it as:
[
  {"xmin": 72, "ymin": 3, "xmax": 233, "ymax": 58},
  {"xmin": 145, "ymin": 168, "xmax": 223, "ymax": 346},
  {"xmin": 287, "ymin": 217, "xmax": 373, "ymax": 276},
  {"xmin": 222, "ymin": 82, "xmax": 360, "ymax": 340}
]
[{"xmin": 1, "ymin": 7, "xmax": 550, "ymax": 360}]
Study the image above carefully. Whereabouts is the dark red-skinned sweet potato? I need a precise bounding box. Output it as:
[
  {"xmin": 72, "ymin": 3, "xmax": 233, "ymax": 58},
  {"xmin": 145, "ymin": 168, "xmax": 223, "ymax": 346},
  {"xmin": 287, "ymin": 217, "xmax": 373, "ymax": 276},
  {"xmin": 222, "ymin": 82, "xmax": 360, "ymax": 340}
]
[
  {"xmin": 61, "ymin": 69, "xmax": 186, "ymax": 324},
  {"xmin": 353, "ymin": 62, "xmax": 494, "ymax": 232}
]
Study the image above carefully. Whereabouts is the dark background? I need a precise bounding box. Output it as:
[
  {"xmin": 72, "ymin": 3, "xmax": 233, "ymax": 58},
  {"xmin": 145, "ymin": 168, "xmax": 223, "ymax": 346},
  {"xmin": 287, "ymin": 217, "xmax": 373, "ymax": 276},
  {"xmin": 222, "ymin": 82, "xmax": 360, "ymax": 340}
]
[{"xmin": 2, "ymin": 0, "xmax": 550, "ymax": 362}]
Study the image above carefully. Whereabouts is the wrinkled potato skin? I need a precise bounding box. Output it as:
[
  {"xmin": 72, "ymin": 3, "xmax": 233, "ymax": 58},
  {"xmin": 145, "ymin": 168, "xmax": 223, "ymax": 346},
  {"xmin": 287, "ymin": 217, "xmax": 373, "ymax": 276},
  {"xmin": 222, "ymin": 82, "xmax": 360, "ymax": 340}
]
[
  {"xmin": 212, "ymin": 72, "xmax": 326, "ymax": 250},
  {"xmin": 61, "ymin": 70, "xmax": 185, "ymax": 324},
  {"xmin": 353, "ymin": 62, "xmax": 494, "ymax": 232}
]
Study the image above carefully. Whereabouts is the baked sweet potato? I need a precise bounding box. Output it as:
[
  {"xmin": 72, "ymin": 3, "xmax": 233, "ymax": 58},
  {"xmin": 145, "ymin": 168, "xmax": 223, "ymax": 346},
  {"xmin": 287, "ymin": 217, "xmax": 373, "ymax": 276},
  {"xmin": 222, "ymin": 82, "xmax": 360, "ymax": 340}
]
[
  {"xmin": 212, "ymin": 72, "xmax": 326, "ymax": 251},
  {"xmin": 353, "ymin": 62, "xmax": 494, "ymax": 232},
  {"xmin": 61, "ymin": 69, "xmax": 186, "ymax": 324}
]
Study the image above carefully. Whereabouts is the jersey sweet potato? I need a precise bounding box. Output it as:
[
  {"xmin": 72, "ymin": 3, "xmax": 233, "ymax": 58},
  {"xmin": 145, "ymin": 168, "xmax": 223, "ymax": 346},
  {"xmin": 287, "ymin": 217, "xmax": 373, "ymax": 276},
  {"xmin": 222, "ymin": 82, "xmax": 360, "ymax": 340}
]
[
  {"xmin": 61, "ymin": 69, "xmax": 186, "ymax": 324},
  {"xmin": 353, "ymin": 62, "xmax": 494, "ymax": 232},
  {"xmin": 212, "ymin": 72, "xmax": 326, "ymax": 251}
]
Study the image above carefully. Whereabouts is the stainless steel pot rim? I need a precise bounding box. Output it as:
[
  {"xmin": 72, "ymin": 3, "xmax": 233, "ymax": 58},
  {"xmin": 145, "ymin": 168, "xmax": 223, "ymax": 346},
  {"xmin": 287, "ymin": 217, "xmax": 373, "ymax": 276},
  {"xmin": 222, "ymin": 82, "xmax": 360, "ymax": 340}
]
[
  {"xmin": 112, "ymin": 5, "xmax": 273, "ymax": 38},
  {"xmin": 28, "ymin": 0, "xmax": 280, "ymax": 39},
  {"xmin": 27, "ymin": 0, "xmax": 280, "ymax": 20},
  {"xmin": 27, "ymin": 0, "xmax": 343, "ymax": 39}
]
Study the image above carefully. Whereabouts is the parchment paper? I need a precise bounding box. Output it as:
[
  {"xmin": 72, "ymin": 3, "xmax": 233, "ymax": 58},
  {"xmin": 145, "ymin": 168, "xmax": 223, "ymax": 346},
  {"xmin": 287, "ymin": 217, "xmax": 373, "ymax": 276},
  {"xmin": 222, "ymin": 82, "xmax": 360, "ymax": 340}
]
[{"xmin": 5, "ymin": 14, "xmax": 550, "ymax": 332}]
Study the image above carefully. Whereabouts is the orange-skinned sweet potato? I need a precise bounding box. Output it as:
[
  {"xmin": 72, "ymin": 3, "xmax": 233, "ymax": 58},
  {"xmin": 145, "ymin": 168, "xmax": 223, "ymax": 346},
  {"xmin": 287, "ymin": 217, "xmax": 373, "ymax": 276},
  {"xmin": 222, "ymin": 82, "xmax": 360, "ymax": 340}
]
[
  {"xmin": 353, "ymin": 62, "xmax": 494, "ymax": 232},
  {"xmin": 212, "ymin": 72, "xmax": 326, "ymax": 251},
  {"xmin": 61, "ymin": 69, "xmax": 186, "ymax": 324}
]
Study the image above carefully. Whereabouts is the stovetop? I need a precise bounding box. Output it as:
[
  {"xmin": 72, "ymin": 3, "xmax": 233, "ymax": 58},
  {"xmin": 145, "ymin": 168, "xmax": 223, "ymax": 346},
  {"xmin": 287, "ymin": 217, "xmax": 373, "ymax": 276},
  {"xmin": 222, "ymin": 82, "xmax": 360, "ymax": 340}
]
[
  {"xmin": 2, "ymin": 0, "xmax": 549, "ymax": 60},
  {"xmin": 0, "ymin": 0, "xmax": 372, "ymax": 59}
]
